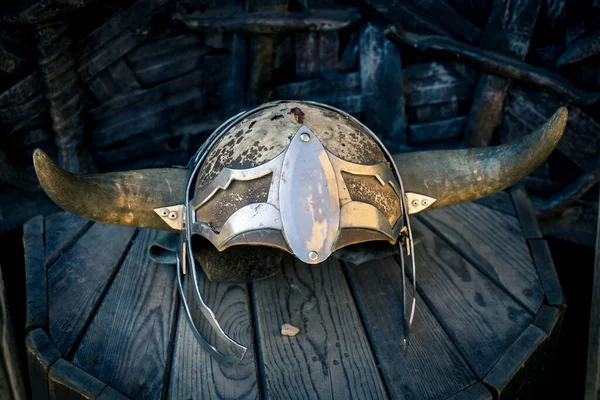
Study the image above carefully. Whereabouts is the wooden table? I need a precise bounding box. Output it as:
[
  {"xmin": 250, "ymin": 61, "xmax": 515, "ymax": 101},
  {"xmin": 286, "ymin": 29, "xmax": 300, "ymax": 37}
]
[{"xmin": 23, "ymin": 189, "xmax": 565, "ymax": 400}]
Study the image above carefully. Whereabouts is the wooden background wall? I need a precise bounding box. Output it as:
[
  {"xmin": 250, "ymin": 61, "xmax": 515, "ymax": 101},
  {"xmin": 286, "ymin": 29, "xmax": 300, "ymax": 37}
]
[{"xmin": 0, "ymin": 0, "xmax": 598, "ymax": 246}]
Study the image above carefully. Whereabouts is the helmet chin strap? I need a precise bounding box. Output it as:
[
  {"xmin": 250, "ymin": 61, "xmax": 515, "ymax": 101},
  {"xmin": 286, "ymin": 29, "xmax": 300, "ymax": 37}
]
[{"xmin": 175, "ymin": 237, "xmax": 248, "ymax": 365}]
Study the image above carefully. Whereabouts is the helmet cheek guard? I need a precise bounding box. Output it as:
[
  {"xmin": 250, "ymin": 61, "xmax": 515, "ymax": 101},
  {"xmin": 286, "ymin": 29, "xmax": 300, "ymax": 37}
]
[{"xmin": 32, "ymin": 100, "xmax": 568, "ymax": 365}]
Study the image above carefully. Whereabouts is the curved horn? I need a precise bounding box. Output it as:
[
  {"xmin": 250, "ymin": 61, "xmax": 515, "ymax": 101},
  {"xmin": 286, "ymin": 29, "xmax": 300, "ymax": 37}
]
[
  {"xmin": 33, "ymin": 149, "xmax": 189, "ymax": 230},
  {"xmin": 394, "ymin": 107, "xmax": 567, "ymax": 212}
]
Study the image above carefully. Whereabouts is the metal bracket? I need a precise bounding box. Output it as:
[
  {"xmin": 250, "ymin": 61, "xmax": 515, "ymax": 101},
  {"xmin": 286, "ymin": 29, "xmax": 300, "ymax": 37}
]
[
  {"xmin": 154, "ymin": 204, "xmax": 186, "ymax": 230},
  {"xmin": 406, "ymin": 193, "xmax": 436, "ymax": 214}
]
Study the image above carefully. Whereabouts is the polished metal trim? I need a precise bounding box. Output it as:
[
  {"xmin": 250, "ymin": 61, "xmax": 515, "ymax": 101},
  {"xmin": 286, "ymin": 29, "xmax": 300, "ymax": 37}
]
[
  {"xmin": 405, "ymin": 192, "xmax": 437, "ymax": 214},
  {"xmin": 339, "ymin": 201, "xmax": 394, "ymax": 241},
  {"xmin": 279, "ymin": 126, "xmax": 340, "ymax": 264},
  {"xmin": 154, "ymin": 204, "xmax": 186, "ymax": 230}
]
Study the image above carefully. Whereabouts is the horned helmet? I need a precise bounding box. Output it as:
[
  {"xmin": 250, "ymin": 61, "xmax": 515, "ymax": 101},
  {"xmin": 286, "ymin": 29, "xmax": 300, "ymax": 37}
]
[{"xmin": 33, "ymin": 100, "xmax": 567, "ymax": 364}]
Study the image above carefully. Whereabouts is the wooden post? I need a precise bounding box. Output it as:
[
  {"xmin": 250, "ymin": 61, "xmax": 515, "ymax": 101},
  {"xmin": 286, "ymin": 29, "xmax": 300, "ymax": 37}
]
[
  {"xmin": 0, "ymin": 267, "xmax": 27, "ymax": 400},
  {"xmin": 584, "ymin": 186, "xmax": 600, "ymax": 400},
  {"xmin": 464, "ymin": 0, "xmax": 543, "ymax": 147}
]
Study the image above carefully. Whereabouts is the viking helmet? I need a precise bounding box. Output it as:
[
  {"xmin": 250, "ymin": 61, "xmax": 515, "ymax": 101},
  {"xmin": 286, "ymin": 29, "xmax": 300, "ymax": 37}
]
[{"xmin": 33, "ymin": 100, "xmax": 568, "ymax": 363}]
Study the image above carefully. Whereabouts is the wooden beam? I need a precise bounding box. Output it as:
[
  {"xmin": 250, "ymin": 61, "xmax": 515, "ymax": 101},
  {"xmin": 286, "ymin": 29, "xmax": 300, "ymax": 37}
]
[
  {"xmin": 26, "ymin": 328, "xmax": 62, "ymax": 400},
  {"xmin": 464, "ymin": 0, "xmax": 542, "ymax": 147},
  {"xmin": 585, "ymin": 187, "xmax": 600, "ymax": 400},
  {"xmin": 174, "ymin": 8, "xmax": 360, "ymax": 33},
  {"xmin": 386, "ymin": 27, "xmax": 600, "ymax": 106},
  {"xmin": 360, "ymin": 23, "xmax": 406, "ymax": 150},
  {"xmin": 24, "ymin": 215, "xmax": 47, "ymax": 331}
]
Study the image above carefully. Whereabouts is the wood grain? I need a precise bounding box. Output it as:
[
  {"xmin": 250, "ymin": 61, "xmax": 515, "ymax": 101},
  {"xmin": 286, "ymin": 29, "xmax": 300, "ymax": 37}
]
[
  {"xmin": 359, "ymin": 23, "xmax": 406, "ymax": 150},
  {"xmin": 253, "ymin": 256, "xmax": 387, "ymax": 399},
  {"xmin": 168, "ymin": 271, "xmax": 258, "ymax": 399},
  {"xmin": 445, "ymin": 383, "xmax": 492, "ymax": 400},
  {"xmin": 24, "ymin": 215, "xmax": 47, "ymax": 330},
  {"xmin": 483, "ymin": 324, "xmax": 546, "ymax": 395},
  {"xmin": 26, "ymin": 328, "xmax": 62, "ymax": 400},
  {"xmin": 44, "ymin": 212, "xmax": 91, "ymax": 267},
  {"xmin": 585, "ymin": 190, "xmax": 600, "ymax": 400},
  {"xmin": 410, "ymin": 217, "xmax": 533, "ymax": 378},
  {"xmin": 48, "ymin": 223, "xmax": 136, "ymax": 356},
  {"xmin": 510, "ymin": 188, "xmax": 543, "ymax": 240},
  {"xmin": 345, "ymin": 257, "xmax": 477, "ymax": 400},
  {"xmin": 418, "ymin": 202, "xmax": 544, "ymax": 314},
  {"xmin": 97, "ymin": 386, "xmax": 130, "ymax": 400},
  {"xmin": 473, "ymin": 192, "xmax": 516, "ymax": 217},
  {"xmin": 71, "ymin": 229, "xmax": 178, "ymax": 399},
  {"xmin": 527, "ymin": 239, "xmax": 565, "ymax": 306},
  {"xmin": 49, "ymin": 358, "xmax": 106, "ymax": 400}
]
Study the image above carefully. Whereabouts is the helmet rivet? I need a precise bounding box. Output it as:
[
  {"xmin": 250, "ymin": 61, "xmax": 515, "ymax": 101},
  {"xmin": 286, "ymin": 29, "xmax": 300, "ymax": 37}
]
[
  {"xmin": 412, "ymin": 200, "xmax": 419, "ymax": 207},
  {"xmin": 168, "ymin": 211, "xmax": 178, "ymax": 220},
  {"xmin": 308, "ymin": 251, "xmax": 319, "ymax": 261},
  {"xmin": 160, "ymin": 208, "xmax": 169, "ymax": 217},
  {"xmin": 300, "ymin": 133, "xmax": 311, "ymax": 142},
  {"xmin": 422, "ymin": 200, "xmax": 428, "ymax": 206}
]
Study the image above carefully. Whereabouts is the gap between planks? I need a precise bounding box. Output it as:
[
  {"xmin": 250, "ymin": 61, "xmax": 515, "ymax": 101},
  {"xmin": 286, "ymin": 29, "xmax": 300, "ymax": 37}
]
[
  {"xmin": 416, "ymin": 214, "xmax": 538, "ymax": 317},
  {"xmin": 62, "ymin": 228, "xmax": 140, "ymax": 361}
]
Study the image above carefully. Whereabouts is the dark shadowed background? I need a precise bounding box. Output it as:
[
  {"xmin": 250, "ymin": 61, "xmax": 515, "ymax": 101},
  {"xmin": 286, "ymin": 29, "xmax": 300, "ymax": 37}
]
[{"xmin": 0, "ymin": 0, "xmax": 598, "ymax": 398}]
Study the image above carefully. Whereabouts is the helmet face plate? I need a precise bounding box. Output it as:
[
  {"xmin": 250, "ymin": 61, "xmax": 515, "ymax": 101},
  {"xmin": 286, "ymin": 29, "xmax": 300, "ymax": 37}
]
[{"xmin": 186, "ymin": 101, "xmax": 405, "ymax": 264}]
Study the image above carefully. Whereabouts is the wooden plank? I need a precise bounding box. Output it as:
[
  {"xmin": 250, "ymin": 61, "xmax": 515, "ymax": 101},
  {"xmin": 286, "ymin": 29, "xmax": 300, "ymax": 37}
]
[
  {"xmin": 91, "ymin": 85, "xmax": 204, "ymax": 148},
  {"xmin": 49, "ymin": 359, "xmax": 106, "ymax": 400},
  {"xmin": 408, "ymin": 116, "xmax": 466, "ymax": 144},
  {"xmin": 87, "ymin": 71, "xmax": 122, "ymax": 104},
  {"xmin": 97, "ymin": 386, "xmax": 130, "ymax": 400},
  {"xmin": 168, "ymin": 275, "xmax": 258, "ymax": 398},
  {"xmin": 510, "ymin": 187, "xmax": 543, "ymax": 240},
  {"xmin": 483, "ymin": 324, "xmax": 546, "ymax": 396},
  {"xmin": 26, "ymin": 328, "xmax": 62, "ymax": 400},
  {"xmin": 473, "ymin": 192, "xmax": 517, "ymax": 217},
  {"xmin": 107, "ymin": 59, "xmax": 141, "ymax": 94},
  {"xmin": 44, "ymin": 212, "xmax": 91, "ymax": 267},
  {"xmin": 175, "ymin": 8, "xmax": 360, "ymax": 34},
  {"xmin": 87, "ymin": 69, "xmax": 203, "ymax": 122},
  {"xmin": 345, "ymin": 257, "xmax": 477, "ymax": 399},
  {"xmin": 295, "ymin": 31, "xmax": 340, "ymax": 79},
  {"xmin": 407, "ymin": 101, "xmax": 461, "ymax": 124},
  {"xmin": 0, "ymin": 72, "xmax": 42, "ymax": 108},
  {"xmin": 0, "ymin": 267, "xmax": 26, "ymax": 400},
  {"xmin": 586, "ymin": 192, "xmax": 600, "ymax": 400},
  {"xmin": 464, "ymin": 0, "xmax": 542, "ymax": 146},
  {"xmin": 77, "ymin": 0, "xmax": 172, "ymax": 61},
  {"xmin": 129, "ymin": 46, "xmax": 211, "ymax": 87},
  {"xmin": 445, "ymin": 383, "xmax": 493, "ymax": 400},
  {"xmin": 418, "ymin": 202, "xmax": 544, "ymax": 314},
  {"xmin": 79, "ymin": 30, "xmax": 146, "ymax": 83},
  {"xmin": 360, "ymin": 23, "xmax": 406, "ymax": 150},
  {"xmin": 72, "ymin": 229, "xmax": 177, "ymax": 399},
  {"xmin": 252, "ymin": 256, "xmax": 388, "ymax": 399},
  {"xmin": 125, "ymin": 34, "xmax": 203, "ymax": 65},
  {"xmin": 533, "ymin": 305, "xmax": 561, "ymax": 334},
  {"xmin": 48, "ymin": 224, "xmax": 136, "ymax": 356},
  {"xmin": 222, "ymin": 33, "xmax": 247, "ymax": 116},
  {"xmin": 0, "ymin": 92, "xmax": 46, "ymax": 123},
  {"xmin": 403, "ymin": 63, "xmax": 474, "ymax": 107},
  {"xmin": 527, "ymin": 239, "xmax": 566, "ymax": 307},
  {"xmin": 404, "ymin": 0, "xmax": 481, "ymax": 44},
  {"xmin": 24, "ymin": 215, "xmax": 47, "ymax": 330},
  {"xmin": 275, "ymin": 72, "xmax": 360, "ymax": 100},
  {"xmin": 410, "ymin": 217, "xmax": 533, "ymax": 378},
  {"xmin": 501, "ymin": 86, "xmax": 600, "ymax": 169},
  {"xmin": 363, "ymin": 0, "xmax": 475, "ymax": 43}
]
